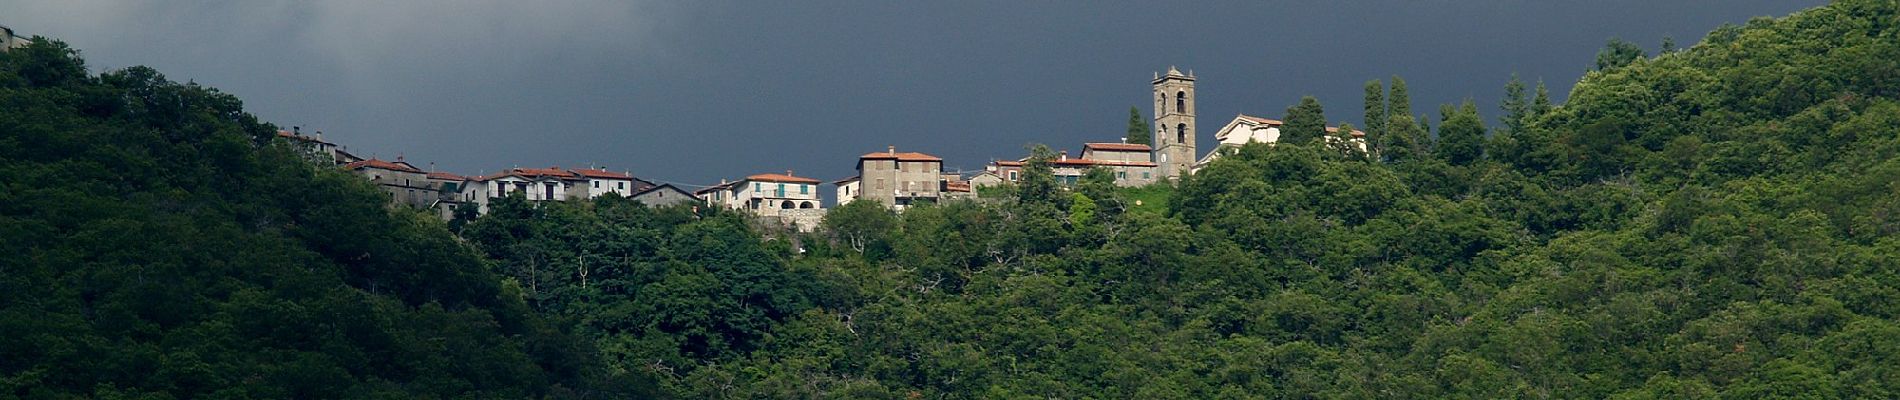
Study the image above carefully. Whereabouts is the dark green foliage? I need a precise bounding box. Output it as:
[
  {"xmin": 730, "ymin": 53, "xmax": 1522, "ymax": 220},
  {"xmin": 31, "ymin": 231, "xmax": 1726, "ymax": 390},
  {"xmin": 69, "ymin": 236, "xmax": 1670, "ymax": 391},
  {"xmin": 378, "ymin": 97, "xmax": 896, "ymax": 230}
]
[
  {"xmin": 1280, "ymin": 96, "xmax": 1327, "ymax": 145},
  {"xmin": 452, "ymin": 2, "xmax": 1900, "ymax": 397},
  {"xmin": 16, "ymin": 1, "xmax": 1900, "ymax": 398},
  {"xmin": 1501, "ymin": 73, "xmax": 1529, "ymax": 133},
  {"xmin": 1364, "ymin": 79, "xmax": 1387, "ymax": 154},
  {"xmin": 1388, "ymin": 75, "xmax": 1413, "ymax": 122},
  {"xmin": 1438, "ymin": 100, "xmax": 1486, "ymax": 165},
  {"xmin": 1596, "ymin": 37, "xmax": 1649, "ymax": 70},
  {"xmin": 0, "ymin": 40, "xmax": 614, "ymax": 398},
  {"xmin": 1125, "ymin": 106, "xmax": 1151, "ymax": 145}
]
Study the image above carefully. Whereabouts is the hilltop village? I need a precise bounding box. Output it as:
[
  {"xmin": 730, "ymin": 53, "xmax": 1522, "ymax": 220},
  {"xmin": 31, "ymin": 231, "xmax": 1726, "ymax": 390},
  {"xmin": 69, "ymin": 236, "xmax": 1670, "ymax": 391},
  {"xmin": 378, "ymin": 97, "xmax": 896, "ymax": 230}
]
[{"xmin": 284, "ymin": 67, "xmax": 1365, "ymax": 231}]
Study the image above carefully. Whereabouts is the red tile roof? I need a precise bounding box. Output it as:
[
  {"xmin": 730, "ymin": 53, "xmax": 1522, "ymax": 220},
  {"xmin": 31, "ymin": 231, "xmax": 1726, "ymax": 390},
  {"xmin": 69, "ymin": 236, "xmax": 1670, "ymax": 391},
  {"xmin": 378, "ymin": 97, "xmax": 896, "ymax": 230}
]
[
  {"xmin": 1238, "ymin": 115, "xmax": 1283, "ymax": 125},
  {"xmin": 994, "ymin": 160, "xmax": 1025, "ymax": 167},
  {"xmin": 747, "ymin": 173, "xmax": 821, "ymax": 184},
  {"xmin": 427, "ymin": 171, "xmax": 467, "ymax": 181},
  {"xmin": 569, "ymin": 168, "xmax": 633, "ymax": 179},
  {"xmin": 476, "ymin": 167, "xmax": 581, "ymax": 181},
  {"xmin": 943, "ymin": 181, "xmax": 972, "ymax": 192},
  {"xmin": 860, "ymin": 151, "xmax": 943, "ymax": 162},
  {"xmin": 1083, "ymin": 142, "xmax": 1153, "ymax": 152},
  {"xmin": 1053, "ymin": 158, "xmax": 1157, "ymax": 167},
  {"xmin": 345, "ymin": 158, "xmax": 422, "ymax": 173},
  {"xmin": 833, "ymin": 175, "xmax": 861, "ymax": 185}
]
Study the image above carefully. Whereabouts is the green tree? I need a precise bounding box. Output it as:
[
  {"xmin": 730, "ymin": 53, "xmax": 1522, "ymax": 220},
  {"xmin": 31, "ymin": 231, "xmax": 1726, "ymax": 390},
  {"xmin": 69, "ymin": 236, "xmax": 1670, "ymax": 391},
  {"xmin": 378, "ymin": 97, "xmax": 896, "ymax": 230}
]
[
  {"xmin": 822, "ymin": 199, "xmax": 897, "ymax": 254},
  {"xmin": 1364, "ymin": 79, "xmax": 1388, "ymax": 155},
  {"xmin": 1501, "ymin": 73, "xmax": 1530, "ymax": 133},
  {"xmin": 1595, "ymin": 37, "xmax": 1648, "ymax": 70},
  {"xmin": 1125, "ymin": 106, "xmax": 1151, "ymax": 145},
  {"xmin": 1017, "ymin": 144, "xmax": 1061, "ymax": 205},
  {"xmin": 1382, "ymin": 114, "xmax": 1430, "ymax": 162},
  {"xmin": 1438, "ymin": 100, "xmax": 1487, "ymax": 165},
  {"xmin": 1327, "ymin": 122, "xmax": 1367, "ymax": 160},
  {"xmin": 1388, "ymin": 75, "xmax": 1413, "ymax": 122},
  {"xmin": 1281, "ymin": 96, "xmax": 1328, "ymax": 145},
  {"xmin": 1532, "ymin": 80, "xmax": 1552, "ymax": 118}
]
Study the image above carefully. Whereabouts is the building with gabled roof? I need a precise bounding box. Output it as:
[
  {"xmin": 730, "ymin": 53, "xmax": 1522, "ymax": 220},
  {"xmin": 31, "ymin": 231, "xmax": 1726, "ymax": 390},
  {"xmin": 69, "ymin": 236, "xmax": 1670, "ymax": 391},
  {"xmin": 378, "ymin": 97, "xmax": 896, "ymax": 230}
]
[
  {"xmin": 977, "ymin": 141, "xmax": 1159, "ymax": 188},
  {"xmin": 459, "ymin": 166, "xmax": 584, "ymax": 214},
  {"xmin": 698, "ymin": 170, "xmax": 826, "ymax": 231},
  {"xmin": 1, "ymin": 24, "xmax": 30, "ymax": 51},
  {"xmin": 632, "ymin": 183, "xmax": 697, "ymax": 208},
  {"xmin": 1196, "ymin": 113, "xmax": 1367, "ymax": 170},
  {"xmin": 840, "ymin": 146, "xmax": 946, "ymax": 210},
  {"xmin": 344, "ymin": 156, "xmax": 464, "ymax": 214},
  {"xmin": 569, "ymin": 167, "xmax": 650, "ymax": 199},
  {"xmin": 275, "ymin": 128, "xmax": 343, "ymax": 164}
]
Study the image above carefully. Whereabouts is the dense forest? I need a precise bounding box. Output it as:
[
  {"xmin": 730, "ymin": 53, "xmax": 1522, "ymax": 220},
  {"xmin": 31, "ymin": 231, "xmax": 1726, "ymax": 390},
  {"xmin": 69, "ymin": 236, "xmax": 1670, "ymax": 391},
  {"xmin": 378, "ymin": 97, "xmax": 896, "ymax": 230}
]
[{"xmin": 6, "ymin": 0, "xmax": 1900, "ymax": 398}]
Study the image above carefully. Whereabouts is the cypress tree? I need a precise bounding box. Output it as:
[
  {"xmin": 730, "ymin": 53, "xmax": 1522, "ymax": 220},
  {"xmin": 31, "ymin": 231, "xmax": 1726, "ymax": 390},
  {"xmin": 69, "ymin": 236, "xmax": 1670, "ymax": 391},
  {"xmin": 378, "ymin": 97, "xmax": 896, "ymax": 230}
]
[{"xmin": 1125, "ymin": 106, "xmax": 1151, "ymax": 145}]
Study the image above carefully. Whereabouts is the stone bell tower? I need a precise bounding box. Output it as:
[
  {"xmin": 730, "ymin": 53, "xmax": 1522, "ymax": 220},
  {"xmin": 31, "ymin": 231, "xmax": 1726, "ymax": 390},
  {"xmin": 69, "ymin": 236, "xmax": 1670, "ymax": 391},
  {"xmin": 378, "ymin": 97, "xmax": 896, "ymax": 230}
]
[{"xmin": 1153, "ymin": 66, "xmax": 1196, "ymax": 180}]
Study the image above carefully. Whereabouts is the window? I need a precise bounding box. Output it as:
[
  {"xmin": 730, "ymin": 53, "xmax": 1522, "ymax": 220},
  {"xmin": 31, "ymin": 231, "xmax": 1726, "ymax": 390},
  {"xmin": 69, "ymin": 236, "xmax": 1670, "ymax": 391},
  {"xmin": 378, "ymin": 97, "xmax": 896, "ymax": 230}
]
[
  {"xmin": 1175, "ymin": 91, "xmax": 1186, "ymax": 113},
  {"xmin": 876, "ymin": 178, "xmax": 886, "ymax": 190},
  {"xmin": 1159, "ymin": 125, "xmax": 1167, "ymax": 143},
  {"xmin": 777, "ymin": 183, "xmax": 785, "ymax": 197},
  {"xmin": 754, "ymin": 182, "xmax": 761, "ymax": 192},
  {"xmin": 800, "ymin": 184, "xmax": 808, "ymax": 194},
  {"xmin": 781, "ymin": 200, "xmax": 794, "ymax": 209},
  {"xmin": 1117, "ymin": 171, "xmax": 1127, "ymax": 179},
  {"xmin": 593, "ymin": 181, "xmax": 599, "ymax": 189},
  {"xmin": 1143, "ymin": 172, "xmax": 1151, "ymax": 179},
  {"xmin": 1177, "ymin": 123, "xmax": 1187, "ymax": 143},
  {"xmin": 618, "ymin": 182, "xmax": 625, "ymax": 190},
  {"xmin": 1008, "ymin": 171, "xmax": 1018, "ymax": 181}
]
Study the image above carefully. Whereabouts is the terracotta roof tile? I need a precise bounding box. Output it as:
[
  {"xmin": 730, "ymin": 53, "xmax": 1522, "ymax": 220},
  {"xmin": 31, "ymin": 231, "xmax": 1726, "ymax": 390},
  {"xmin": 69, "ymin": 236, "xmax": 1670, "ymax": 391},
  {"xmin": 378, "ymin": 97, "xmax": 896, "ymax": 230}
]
[
  {"xmin": 746, "ymin": 173, "xmax": 821, "ymax": 184},
  {"xmin": 1237, "ymin": 114, "xmax": 1283, "ymax": 125},
  {"xmin": 860, "ymin": 151, "xmax": 943, "ymax": 162},
  {"xmin": 345, "ymin": 158, "xmax": 422, "ymax": 173},
  {"xmin": 569, "ymin": 168, "xmax": 633, "ymax": 179},
  {"xmin": 1083, "ymin": 142, "xmax": 1153, "ymax": 152},
  {"xmin": 426, "ymin": 171, "xmax": 467, "ymax": 181}
]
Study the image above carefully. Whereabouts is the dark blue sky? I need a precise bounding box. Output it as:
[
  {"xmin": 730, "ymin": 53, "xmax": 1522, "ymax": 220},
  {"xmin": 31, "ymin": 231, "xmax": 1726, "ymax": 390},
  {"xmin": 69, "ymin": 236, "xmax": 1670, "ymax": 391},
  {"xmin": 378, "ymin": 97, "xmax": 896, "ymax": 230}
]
[{"xmin": 9, "ymin": 1, "xmax": 1820, "ymax": 191}]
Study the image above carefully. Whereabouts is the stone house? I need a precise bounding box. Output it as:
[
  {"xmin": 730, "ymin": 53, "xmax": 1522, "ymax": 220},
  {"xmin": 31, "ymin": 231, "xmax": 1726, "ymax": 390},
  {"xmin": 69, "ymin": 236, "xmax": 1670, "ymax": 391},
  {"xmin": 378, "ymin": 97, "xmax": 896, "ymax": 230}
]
[
  {"xmin": 841, "ymin": 146, "xmax": 945, "ymax": 210},
  {"xmin": 631, "ymin": 183, "xmax": 697, "ymax": 207},
  {"xmin": 696, "ymin": 171, "xmax": 826, "ymax": 231}
]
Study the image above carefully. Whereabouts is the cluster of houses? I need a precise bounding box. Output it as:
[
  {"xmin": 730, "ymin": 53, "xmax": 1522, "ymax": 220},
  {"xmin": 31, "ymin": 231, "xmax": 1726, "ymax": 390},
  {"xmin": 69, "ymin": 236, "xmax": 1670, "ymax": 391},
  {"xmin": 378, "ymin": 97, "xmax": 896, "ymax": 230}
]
[{"xmin": 276, "ymin": 66, "xmax": 1365, "ymax": 232}]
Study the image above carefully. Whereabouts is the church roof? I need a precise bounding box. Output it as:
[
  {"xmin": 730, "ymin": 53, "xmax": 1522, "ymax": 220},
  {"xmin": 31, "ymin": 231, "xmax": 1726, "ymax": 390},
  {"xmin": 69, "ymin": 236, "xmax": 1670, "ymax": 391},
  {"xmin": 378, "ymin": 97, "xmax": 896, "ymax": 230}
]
[
  {"xmin": 1237, "ymin": 114, "xmax": 1283, "ymax": 125},
  {"xmin": 1083, "ymin": 142, "xmax": 1153, "ymax": 152}
]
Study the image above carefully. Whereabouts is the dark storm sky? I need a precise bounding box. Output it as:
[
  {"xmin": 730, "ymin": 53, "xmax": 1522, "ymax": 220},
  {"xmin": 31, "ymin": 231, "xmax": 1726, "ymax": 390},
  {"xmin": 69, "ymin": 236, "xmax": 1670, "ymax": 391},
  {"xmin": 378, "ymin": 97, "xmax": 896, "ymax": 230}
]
[{"xmin": 7, "ymin": 1, "xmax": 1819, "ymax": 191}]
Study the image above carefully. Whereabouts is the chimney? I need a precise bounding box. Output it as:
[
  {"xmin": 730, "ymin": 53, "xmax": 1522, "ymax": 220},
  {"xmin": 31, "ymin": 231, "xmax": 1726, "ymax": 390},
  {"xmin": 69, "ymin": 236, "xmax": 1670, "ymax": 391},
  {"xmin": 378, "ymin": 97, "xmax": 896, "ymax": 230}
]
[
  {"xmin": 396, "ymin": 154, "xmax": 404, "ymax": 162},
  {"xmin": 314, "ymin": 130, "xmax": 323, "ymax": 141},
  {"xmin": 293, "ymin": 126, "xmax": 301, "ymax": 134},
  {"xmin": 888, "ymin": 145, "xmax": 896, "ymax": 154},
  {"xmin": 1059, "ymin": 150, "xmax": 1068, "ymax": 161},
  {"xmin": 785, "ymin": 169, "xmax": 794, "ymax": 177}
]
